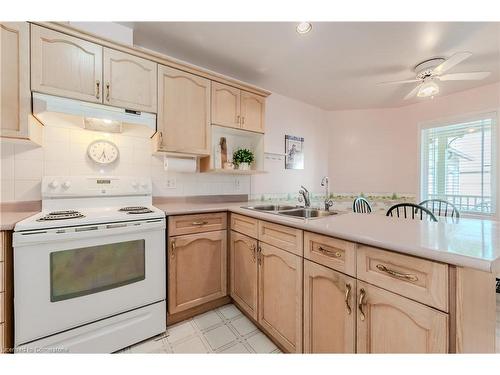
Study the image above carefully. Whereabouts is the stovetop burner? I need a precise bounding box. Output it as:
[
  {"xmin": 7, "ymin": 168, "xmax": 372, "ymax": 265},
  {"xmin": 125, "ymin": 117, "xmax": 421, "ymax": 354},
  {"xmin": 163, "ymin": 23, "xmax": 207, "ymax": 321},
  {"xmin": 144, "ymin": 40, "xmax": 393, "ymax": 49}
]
[
  {"xmin": 119, "ymin": 206, "xmax": 154, "ymax": 214},
  {"xmin": 37, "ymin": 210, "xmax": 85, "ymax": 221}
]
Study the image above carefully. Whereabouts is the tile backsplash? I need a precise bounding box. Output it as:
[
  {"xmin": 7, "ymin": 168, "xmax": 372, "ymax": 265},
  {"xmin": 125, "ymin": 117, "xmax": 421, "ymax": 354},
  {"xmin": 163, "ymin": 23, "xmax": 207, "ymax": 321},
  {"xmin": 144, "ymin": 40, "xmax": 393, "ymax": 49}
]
[{"xmin": 0, "ymin": 122, "xmax": 250, "ymax": 202}]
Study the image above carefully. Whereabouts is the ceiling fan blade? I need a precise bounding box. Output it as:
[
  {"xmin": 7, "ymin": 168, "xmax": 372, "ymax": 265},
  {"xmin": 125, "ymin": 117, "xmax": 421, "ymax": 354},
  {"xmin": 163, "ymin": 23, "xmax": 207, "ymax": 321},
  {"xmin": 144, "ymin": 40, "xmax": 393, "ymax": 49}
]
[
  {"xmin": 439, "ymin": 72, "xmax": 491, "ymax": 81},
  {"xmin": 432, "ymin": 52, "xmax": 472, "ymax": 75},
  {"xmin": 378, "ymin": 79, "xmax": 421, "ymax": 85},
  {"xmin": 404, "ymin": 84, "xmax": 422, "ymax": 100}
]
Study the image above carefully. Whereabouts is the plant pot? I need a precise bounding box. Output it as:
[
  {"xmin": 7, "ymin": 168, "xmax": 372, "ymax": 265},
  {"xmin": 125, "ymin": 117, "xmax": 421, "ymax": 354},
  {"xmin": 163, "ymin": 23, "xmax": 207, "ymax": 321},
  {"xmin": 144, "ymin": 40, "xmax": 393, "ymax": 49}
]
[{"xmin": 237, "ymin": 162, "xmax": 250, "ymax": 170}]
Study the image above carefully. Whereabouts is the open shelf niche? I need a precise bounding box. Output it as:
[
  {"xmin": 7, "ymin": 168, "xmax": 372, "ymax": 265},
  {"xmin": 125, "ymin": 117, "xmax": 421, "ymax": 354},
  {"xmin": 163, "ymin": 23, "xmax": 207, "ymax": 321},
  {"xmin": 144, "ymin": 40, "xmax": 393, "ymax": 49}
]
[{"xmin": 200, "ymin": 125, "xmax": 265, "ymax": 174}]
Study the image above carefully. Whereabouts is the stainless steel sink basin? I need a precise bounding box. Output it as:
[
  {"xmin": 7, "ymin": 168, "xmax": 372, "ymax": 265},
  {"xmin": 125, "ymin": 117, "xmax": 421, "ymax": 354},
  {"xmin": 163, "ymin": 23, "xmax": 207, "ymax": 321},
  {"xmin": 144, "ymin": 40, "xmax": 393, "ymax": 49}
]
[
  {"xmin": 277, "ymin": 208, "xmax": 338, "ymax": 219},
  {"xmin": 245, "ymin": 204, "xmax": 298, "ymax": 212}
]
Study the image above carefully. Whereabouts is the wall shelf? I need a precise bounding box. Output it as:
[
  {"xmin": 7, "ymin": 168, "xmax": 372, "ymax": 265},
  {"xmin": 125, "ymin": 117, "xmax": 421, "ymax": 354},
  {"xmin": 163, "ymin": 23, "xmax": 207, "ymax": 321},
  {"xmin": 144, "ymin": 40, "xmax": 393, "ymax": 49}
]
[{"xmin": 203, "ymin": 168, "xmax": 267, "ymax": 175}]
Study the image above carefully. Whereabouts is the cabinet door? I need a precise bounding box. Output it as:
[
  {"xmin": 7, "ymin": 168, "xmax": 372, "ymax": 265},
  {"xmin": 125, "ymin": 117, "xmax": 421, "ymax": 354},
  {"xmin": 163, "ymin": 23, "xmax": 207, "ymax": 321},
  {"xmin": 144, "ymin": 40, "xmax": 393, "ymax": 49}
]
[
  {"xmin": 303, "ymin": 260, "xmax": 355, "ymax": 353},
  {"xmin": 356, "ymin": 281, "xmax": 448, "ymax": 353},
  {"xmin": 168, "ymin": 230, "xmax": 227, "ymax": 314},
  {"xmin": 230, "ymin": 231, "xmax": 258, "ymax": 320},
  {"xmin": 1, "ymin": 22, "xmax": 30, "ymax": 139},
  {"xmin": 31, "ymin": 25, "xmax": 102, "ymax": 103},
  {"xmin": 258, "ymin": 242, "xmax": 303, "ymax": 353},
  {"xmin": 240, "ymin": 91, "xmax": 265, "ymax": 133},
  {"xmin": 103, "ymin": 48, "xmax": 157, "ymax": 113},
  {"xmin": 211, "ymin": 82, "xmax": 240, "ymax": 129},
  {"xmin": 158, "ymin": 65, "xmax": 211, "ymax": 155}
]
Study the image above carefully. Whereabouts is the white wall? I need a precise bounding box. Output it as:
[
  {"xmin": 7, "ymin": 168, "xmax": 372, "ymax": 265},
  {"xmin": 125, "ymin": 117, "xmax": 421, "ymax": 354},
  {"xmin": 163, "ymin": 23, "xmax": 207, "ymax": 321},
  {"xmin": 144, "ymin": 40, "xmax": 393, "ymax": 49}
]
[
  {"xmin": 250, "ymin": 93, "xmax": 330, "ymax": 198},
  {"xmin": 328, "ymin": 82, "xmax": 500, "ymax": 196}
]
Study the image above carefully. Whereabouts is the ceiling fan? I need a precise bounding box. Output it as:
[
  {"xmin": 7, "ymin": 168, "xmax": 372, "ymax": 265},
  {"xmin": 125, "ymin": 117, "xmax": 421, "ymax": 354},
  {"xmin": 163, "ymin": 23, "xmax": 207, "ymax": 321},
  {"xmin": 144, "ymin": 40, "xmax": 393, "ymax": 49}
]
[{"xmin": 379, "ymin": 52, "xmax": 491, "ymax": 100}]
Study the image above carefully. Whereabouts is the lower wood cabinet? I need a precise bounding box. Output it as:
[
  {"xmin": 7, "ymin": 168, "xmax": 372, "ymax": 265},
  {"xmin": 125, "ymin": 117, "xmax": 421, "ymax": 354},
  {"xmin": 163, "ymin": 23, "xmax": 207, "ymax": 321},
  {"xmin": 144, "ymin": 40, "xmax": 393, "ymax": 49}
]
[
  {"xmin": 258, "ymin": 242, "xmax": 303, "ymax": 353},
  {"xmin": 356, "ymin": 281, "xmax": 448, "ymax": 353},
  {"xmin": 303, "ymin": 260, "xmax": 356, "ymax": 353},
  {"xmin": 229, "ymin": 231, "xmax": 258, "ymax": 320},
  {"xmin": 168, "ymin": 230, "xmax": 227, "ymax": 314}
]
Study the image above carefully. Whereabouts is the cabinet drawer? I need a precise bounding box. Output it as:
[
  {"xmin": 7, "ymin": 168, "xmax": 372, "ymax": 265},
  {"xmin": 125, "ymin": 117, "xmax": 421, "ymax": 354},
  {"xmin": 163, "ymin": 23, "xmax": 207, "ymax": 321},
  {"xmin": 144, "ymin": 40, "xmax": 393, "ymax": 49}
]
[
  {"xmin": 258, "ymin": 221, "xmax": 303, "ymax": 256},
  {"xmin": 304, "ymin": 232, "xmax": 356, "ymax": 276},
  {"xmin": 230, "ymin": 213, "xmax": 258, "ymax": 239},
  {"xmin": 168, "ymin": 212, "xmax": 227, "ymax": 236},
  {"xmin": 0, "ymin": 292, "xmax": 4, "ymax": 323},
  {"xmin": 357, "ymin": 246, "xmax": 448, "ymax": 311}
]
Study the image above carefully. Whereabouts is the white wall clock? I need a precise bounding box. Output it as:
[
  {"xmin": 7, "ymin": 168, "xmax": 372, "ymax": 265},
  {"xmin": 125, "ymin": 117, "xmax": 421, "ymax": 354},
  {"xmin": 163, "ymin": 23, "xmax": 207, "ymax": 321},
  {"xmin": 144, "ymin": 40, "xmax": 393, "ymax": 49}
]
[{"xmin": 87, "ymin": 140, "xmax": 120, "ymax": 165}]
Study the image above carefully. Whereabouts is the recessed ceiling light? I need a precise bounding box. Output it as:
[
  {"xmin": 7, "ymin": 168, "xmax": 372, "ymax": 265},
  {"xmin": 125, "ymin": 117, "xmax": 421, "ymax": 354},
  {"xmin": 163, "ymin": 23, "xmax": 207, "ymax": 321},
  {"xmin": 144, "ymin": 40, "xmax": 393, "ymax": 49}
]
[{"xmin": 296, "ymin": 22, "xmax": 312, "ymax": 35}]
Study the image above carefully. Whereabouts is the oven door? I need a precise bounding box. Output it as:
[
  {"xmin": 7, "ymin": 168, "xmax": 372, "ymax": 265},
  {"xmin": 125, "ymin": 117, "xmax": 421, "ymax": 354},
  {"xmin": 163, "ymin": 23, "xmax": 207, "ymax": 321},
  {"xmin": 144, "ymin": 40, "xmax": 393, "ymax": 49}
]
[{"xmin": 13, "ymin": 218, "xmax": 166, "ymax": 346}]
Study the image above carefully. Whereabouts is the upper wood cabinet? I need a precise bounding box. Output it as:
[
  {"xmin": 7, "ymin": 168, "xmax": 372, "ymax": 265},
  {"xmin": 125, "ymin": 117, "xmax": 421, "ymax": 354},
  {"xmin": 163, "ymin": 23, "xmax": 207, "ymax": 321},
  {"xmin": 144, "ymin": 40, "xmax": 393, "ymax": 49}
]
[
  {"xmin": 168, "ymin": 230, "xmax": 227, "ymax": 314},
  {"xmin": 31, "ymin": 25, "xmax": 103, "ymax": 103},
  {"xmin": 356, "ymin": 281, "xmax": 448, "ymax": 353},
  {"xmin": 258, "ymin": 242, "xmax": 303, "ymax": 353},
  {"xmin": 240, "ymin": 91, "xmax": 265, "ymax": 133},
  {"xmin": 211, "ymin": 82, "xmax": 265, "ymax": 133},
  {"xmin": 211, "ymin": 82, "xmax": 240, "ymax": 129},
  {"xmin": 0, "ymin": 22, "xmax": 32, "ymax": 140},
  {"xmin": 303, "ymin": 260, "xmax": 356, "ymax": 353},
  {"xmin": 229, "ymin": 231, "xmax": 258, "ymax": 320},
  {"xmin": 156, "ymin": 65, "xmax": 211, "ymax": 155},
  {"xmin": 103, "ymin": 48, "xmax": 157, "ymax": 113}
]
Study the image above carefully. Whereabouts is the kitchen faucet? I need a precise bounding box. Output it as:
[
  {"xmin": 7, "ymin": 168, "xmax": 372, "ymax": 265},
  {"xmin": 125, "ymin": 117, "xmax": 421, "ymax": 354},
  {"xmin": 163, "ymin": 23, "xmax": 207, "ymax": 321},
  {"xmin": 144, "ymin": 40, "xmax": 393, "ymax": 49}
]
[
  {"xmin": 321, "ymin": 176, "xmax": 334, "ymax": 211},
  {"xmin": 298, "ymin": 185, "xmax": 311, "ymax": 208}
]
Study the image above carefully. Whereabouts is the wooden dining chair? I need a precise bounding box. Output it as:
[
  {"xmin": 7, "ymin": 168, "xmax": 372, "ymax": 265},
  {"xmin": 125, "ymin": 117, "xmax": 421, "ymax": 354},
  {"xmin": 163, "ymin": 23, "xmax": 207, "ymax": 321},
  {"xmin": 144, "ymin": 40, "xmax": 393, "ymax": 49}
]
[
  {"xmin": 419, "ymin": 199, "xmax": 460, "ymax": 222},
  {"xmin": 353, "ymin": 197, "xmax": 372, "ymax": 213},
  {"xmin": 386, "ymin": 203, "xmax": 438, "ymax": 222}
]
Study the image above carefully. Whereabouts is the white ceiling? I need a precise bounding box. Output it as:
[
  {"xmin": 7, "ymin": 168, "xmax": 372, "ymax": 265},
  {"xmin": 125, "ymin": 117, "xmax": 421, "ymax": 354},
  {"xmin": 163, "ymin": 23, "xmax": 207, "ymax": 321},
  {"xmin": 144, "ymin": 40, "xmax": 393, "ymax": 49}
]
[{"xmin": 121, "ymin": 22, "xmax": 500, "ymax": 110}]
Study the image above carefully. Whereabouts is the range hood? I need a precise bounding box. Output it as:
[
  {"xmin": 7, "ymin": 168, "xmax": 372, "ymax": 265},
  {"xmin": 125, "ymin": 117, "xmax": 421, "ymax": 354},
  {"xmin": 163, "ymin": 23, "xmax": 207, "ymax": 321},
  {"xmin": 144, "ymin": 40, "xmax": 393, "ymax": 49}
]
[{"xmin": 32, "ymin": 93, "xmax": 157, "ymax": 136}]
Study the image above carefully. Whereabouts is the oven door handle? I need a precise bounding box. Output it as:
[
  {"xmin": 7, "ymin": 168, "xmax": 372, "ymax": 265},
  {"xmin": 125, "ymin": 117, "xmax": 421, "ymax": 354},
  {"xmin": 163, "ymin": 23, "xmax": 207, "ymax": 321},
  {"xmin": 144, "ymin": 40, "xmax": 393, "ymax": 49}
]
[{"xmin": 13, "ymin": 219, "xmax": 166, "ymax": 246}]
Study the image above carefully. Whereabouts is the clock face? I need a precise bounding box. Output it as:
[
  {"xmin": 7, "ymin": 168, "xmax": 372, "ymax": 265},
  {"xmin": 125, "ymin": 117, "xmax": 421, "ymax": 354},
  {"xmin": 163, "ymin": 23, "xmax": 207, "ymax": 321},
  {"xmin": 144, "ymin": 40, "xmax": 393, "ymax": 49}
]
[{"xmin": 87, "ymin": 140, "xmax": 119, "ymax": 165}]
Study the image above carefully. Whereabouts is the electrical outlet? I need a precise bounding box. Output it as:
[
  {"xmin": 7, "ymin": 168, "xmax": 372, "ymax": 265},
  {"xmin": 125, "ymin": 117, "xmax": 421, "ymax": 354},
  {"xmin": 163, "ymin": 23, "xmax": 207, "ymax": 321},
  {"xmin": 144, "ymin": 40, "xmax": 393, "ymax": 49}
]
[
  {"xmin": 166, "ymin": 177, "xmax": 176, "ymax": 189},
  {"xmin": 234, "ymin": 178, "xmax": 241, "ymax": 192}
]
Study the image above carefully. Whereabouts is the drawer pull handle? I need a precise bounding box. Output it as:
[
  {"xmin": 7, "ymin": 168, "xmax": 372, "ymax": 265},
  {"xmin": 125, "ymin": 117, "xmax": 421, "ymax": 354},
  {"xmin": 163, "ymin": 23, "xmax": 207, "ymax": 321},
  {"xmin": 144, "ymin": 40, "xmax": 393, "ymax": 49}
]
[
  {"xmin": 345, "ymin": 283, "xmax": 352, "ymax": 315},
  {"xmin": 192, "ymin": 221, "xmax": 208, "ymax": 226},
  {"xmin": 318, "ymin": 246, "xmax": 342, "ymax": 258},
  {"xmin": 358, "ymin": 288, "xmax": 366, "ymax": 321},
  {"xmin": 376, "ymin": 264, "xmax": 418, "ymax": 282}
]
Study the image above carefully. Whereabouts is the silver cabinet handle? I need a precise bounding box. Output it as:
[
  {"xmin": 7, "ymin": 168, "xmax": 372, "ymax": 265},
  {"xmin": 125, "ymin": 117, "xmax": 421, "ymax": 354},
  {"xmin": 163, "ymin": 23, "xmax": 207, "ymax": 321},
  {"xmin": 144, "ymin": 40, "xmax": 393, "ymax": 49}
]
[
  {"xmin": 345, "ymin": 283, "xmax": 352, "ymax": 315},
  {"xmin": 236, "ymin": 115, "xmax": 240, "ymax": 125},
  {"xmin": 257, "ymin": 245, "xmax": 262, "ymax": 266},
  {"xmin": 318, "ymin": 246, "xmax": 342, "ymax": 258},
  {"xmin": 106, "ymin": 82, "xmax": 110, "ymax": 101},
  {"xmin": 96, "ymin": 80, "xmax": 100, "ymax": 99},
  {"xmin": 191, "ymin": 221, "xmax": 208, "ymax": 226},
  {"xmin": 358, "ymin": 288, "xmax": 366, "ymax": 321},
  {"xmin": 376, "ymin": 264, "xmax": 418, "ymax": 282},
  {"xmin": 250, "ymin": 243, "xmax": 256, "ymax": 263},
  {"xmin": 241, "ymin": 116, "xmax": 245, "ymax": 125}
]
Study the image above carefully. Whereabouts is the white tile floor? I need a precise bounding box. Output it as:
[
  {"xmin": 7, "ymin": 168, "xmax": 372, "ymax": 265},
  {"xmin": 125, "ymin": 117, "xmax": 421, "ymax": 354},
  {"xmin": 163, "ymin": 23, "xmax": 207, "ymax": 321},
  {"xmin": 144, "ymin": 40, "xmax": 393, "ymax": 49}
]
[{"xmin": 120, "ymin": 304, "xmax": 281, "ymax": 354}]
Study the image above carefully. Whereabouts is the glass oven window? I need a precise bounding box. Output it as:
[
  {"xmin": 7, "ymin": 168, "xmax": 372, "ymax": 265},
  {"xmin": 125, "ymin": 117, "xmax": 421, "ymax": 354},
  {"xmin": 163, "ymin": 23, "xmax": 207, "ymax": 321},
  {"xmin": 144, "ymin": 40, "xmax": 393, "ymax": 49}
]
[{"xmin": 50, "ymin": 240, "xmax": 145, "ymax": 302}]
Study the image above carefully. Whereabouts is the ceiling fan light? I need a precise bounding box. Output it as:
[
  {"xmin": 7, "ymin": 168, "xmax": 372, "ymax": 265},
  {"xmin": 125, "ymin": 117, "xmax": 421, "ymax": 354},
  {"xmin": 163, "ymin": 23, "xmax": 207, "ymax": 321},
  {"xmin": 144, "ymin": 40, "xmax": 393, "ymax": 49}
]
[
  {"xmin": 417, "ymin": 80, "xmax": 439, "ymax": 98},
  {"xmin": 296, "ymin": 22, "xmax": 312, "ymax": 34}
]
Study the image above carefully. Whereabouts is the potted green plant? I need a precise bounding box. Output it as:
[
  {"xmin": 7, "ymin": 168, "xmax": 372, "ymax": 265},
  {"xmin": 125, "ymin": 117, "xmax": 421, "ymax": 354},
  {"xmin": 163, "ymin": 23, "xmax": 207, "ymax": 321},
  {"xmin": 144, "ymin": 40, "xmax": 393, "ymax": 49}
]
[{"xmin": 232, "ymin": 148, "xmax": 254, "ymax": 170}]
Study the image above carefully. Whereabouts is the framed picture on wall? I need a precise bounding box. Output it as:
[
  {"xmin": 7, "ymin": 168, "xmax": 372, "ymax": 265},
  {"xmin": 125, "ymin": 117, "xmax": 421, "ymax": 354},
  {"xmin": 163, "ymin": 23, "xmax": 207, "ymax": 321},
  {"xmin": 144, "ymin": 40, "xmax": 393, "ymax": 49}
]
[{"xmin": 285, "ymin": 135, "xmax": 304, "ymax": 169}]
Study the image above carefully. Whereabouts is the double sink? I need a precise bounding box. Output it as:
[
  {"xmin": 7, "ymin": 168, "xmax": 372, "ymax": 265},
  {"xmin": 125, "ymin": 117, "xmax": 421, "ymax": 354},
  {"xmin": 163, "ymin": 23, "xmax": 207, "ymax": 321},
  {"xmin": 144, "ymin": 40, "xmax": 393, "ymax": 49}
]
[{"xmin": 243, "ymin": 204, "xmax": 338, "ymax": 220}]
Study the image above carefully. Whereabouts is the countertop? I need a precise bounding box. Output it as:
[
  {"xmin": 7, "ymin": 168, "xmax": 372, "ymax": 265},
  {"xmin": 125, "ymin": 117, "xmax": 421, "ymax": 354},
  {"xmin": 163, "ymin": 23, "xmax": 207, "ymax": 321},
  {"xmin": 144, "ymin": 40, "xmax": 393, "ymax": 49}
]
[
  {"xmin": 3, "ymin": 201, "xmax": 500, "ymax": 273},
  {"xmin": 157, "ymin": 201, "xmax": 500, "ymax": 273},
  {"xmin": 0, "ymin": 210, "xmax": 40, "ymax": 231}
]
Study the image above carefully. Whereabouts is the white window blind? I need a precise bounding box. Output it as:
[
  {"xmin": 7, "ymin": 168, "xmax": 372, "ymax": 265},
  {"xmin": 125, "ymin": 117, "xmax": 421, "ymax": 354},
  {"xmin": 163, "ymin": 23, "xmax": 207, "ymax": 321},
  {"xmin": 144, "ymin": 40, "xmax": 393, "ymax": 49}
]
[{"xmin": 420, "ymin": 113, "xmax": 497, "ymax": 215}]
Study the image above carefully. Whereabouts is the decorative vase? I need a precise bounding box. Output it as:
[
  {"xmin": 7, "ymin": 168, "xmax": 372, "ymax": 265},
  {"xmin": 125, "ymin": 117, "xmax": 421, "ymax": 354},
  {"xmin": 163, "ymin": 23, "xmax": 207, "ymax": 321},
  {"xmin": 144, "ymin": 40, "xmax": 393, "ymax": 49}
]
[{"xmin": 238, "ymin": 162, "xmax": 250, "ymax": 170}]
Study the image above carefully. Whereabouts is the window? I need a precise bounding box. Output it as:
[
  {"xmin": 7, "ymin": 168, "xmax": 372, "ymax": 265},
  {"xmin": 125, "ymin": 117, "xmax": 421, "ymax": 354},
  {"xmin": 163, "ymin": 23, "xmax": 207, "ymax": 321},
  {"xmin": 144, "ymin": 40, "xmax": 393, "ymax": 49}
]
[{"xmin": 420, "ymin": 112, "xmax": 497, "ymax": 216}]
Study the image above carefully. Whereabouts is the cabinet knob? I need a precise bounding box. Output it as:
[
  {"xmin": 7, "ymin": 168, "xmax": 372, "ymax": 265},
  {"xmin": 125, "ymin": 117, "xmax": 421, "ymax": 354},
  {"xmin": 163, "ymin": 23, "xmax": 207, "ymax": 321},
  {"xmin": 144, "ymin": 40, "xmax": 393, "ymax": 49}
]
[{"xmin": 49, "ymin": 180, "xmax": 59, "ymax": 189}]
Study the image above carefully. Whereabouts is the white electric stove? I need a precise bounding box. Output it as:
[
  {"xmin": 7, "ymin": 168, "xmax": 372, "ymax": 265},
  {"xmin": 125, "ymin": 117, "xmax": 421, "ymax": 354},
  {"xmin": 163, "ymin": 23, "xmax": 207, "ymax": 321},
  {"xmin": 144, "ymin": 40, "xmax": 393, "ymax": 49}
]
[{"xmin": 13, "ymin": 176, "xmax": 167, "ymax": 353}]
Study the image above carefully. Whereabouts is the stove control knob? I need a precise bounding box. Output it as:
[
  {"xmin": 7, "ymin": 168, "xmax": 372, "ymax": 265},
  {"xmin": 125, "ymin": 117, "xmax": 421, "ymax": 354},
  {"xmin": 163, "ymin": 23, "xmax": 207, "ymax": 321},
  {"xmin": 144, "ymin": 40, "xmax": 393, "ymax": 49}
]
[
  {"xmin": 141, "ymin": 182, "xmax": 149, "ymax": 189},
  {"xmin": 49, "ymin": 180, "xmax": 59, "ymax": 189},
  {"xmin": 132, "ymin": 181, "xmax": 139, "ymax": 189},
  {"xmin": 62, "ymin": 181, "xmax": 71, "ymax": 189}
]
